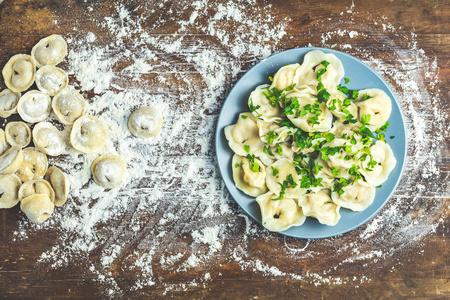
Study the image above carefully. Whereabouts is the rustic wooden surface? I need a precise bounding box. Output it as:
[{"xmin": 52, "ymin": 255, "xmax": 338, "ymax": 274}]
[{"xmin": 0, "ymin": 0, "xmax": 449, "ymax": 299}]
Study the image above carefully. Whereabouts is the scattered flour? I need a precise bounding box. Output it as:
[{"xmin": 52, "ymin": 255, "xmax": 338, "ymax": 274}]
[{"xmin": 7, "ymin": 0, "xmax": 448, "ymax": 296}]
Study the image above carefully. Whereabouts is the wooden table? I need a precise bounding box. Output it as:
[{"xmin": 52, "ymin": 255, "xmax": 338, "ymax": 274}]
[{"xmin": 0, "ymin": 0, "xmax": 449, "ymax": 298}]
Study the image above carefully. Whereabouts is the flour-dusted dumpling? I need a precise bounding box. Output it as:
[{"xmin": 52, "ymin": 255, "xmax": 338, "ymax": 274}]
[
  {"xmin": 45, "ymin": 166, "xmax": 69, "ymax": 206},
  {"xmin": 256, "ymin": 191, "xmax": 306, "ymax": 232},
  {"xmin": 357, "ymin": 88, "xmax": 392, "ymax": 130},
  {"xmin": 271, "ymin": 63, "xmax": 300, "ymax": 90},
  {"xmin": 257, "ymin": 119, "xmax": 292, "ymax": 146},
  {"xmin": 331, "ymin": 180, "xmax": 375, "ymax": 211},
  {"xmin": 31, "ymin": 34, "xmax": 68, "ymax": 67},
  {"xmin": 20, "ymin": 194, "xmax": 54, "ymax": 224},
  {"xmin": 296, "ymin": 50, "xmax": 344, "ymax": 90},
  {"xmin": 32, "ymin": 122, "xmax": 65, "ymax": 156},
  {"xmin": 5, "ymin": 121, "xmax": 31, "ymax": 148},
  {"xmin": 70, "ymin": 116, "xmax": 108, "ymax": 153},
  {"xmin": 224, "ymin": 112, "xmax": 264, "ymax": 157},
  {"xmin": 285, "ymin": 89, "xmax": 333, "ymax": 132},
  {"xmin": 16, "ymin": 147, "xmax": 48, "ymax": 182},
  {"xmin": 298, "ymin": 190, "xmax": 341, "ymax": 226},
  {"xmin": 18, "ymin": 179, "xmax": 55, "ymax": 203},
  {"xmin": 359, "ymin": 140, "xmax": 396, "ymax": 187},
  {"xmin": 0, "ymin": 89, "xmax": 21, "ymax": 118},
  {"xmin": 0, "ymin": 174, "xmax": 21, "ymax": 208},
  {"xmin": 91, "ymin": 154, "xmax": 127, "ymax": 189},
  {"xmin": 0, "ymin": 147, "xmax": 23, "ymax": 175},
  {"xmin": 35, "ymin": 65, "xmax": 68, "ymax": 96},
  {"xmin": 17, "ymin": 90, "xmax": 52, "ymax": 123},
  {"xmin": 327, "ymin": 89, "xmax": 358, "ymax": 122},
  {"xmin": 249, "ymin": 84, "xmax": 281, "ymax": 121},
  {"xmin": 128, "ymin": 106, "xmax": 164, "ymax": 138},
  {"xmin": 2, "ymin": 54, "xmax": 36, "ymax": 93},
  {"xmin": 232, "ymin": 154, "xmax": 268, "ymax": 197},
  {"xmin": 0, "ymin": 129, "xmax": 9, "ymax": 155},
  {"xmin": 52, "ymin": 86, "xmax": 87, "ymax": 125},
  {"xmin": 266, "ymin": 158, "xmax": 300, "ymax": 198}
]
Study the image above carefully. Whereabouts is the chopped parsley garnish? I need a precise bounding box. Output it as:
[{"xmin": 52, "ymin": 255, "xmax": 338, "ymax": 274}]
[
  {"xmin": 320, "ymin": 146, "xmax": 342, "ymax": 161},
  {"xmin": 268, "ymin": 75, "xmax": 274, "ymax": 82},
  {"xmin": 284, "ymin": 97, "xmax": 300, "ymax": 115},
  {"xmin": 275, "ymin": 144, "xmax": 283, "ymax": 155},
  {"xmin": 344, "ymin": 77, "xmax": 350, "ymax": 84},
  {"xmin": 246, "ymin": 154, "xmax": 260, "ymax": 172},
  {"xmin": 317, "ymin": 89, "xmax": 330, "ymax": 102},
  {"xmin": 243, "ymin": 144, "xmax": 250, "ymax": 153},
  {"xmin": 337, "ymin": 84, "xmax": 359, "ymax": 99},
  {"xmin": 333, "ymin": 177, "xmax": 351, "ymax": 196},
  {"xmin": 323, "ymin": 132, "xmax": 335, "ymax": 142},
  {"xmin": 360, "ymin": 93, "xmax": 372, "ymax": 101},
  {"xmin": 331, "ymin": 167, "xmax": 340, "ymax": 177},
  {"xmin": 278, "ymin": 118, "xmax": 296, "ymax": 128},
  {"xmin": 240, "ymin": 114, "xmax": 248, "ymax": 119},
  {"xmin": 348, "ymin": 164, "xmax": 362, "ymax": 180},
  {"xmin": 271, "ymin": 166, "xmax": 279, "ymax": 177},
  {"xmin": 248, "ymin": 98, "xmax": 260, "ymax": 112},
  {"xmin": 265, "ymin": 131, "xmax": 278, "ymax": 144},
  {"xmin": 263, "ymin": 144, "xmax": 274, "ymax": 156},
  {"xmin": 274, "ymin": 174, "xmax": 297, "ymax": 200},
  {"xmin": 361, "ymin": 114, "xmax": 371, "ymax": 125}
]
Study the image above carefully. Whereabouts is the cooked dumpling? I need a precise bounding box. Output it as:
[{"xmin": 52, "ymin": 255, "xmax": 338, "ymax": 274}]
[
  {"xmin": 285, "ymin": 89, "xmax": 333, "ymax": 132},
  {"xmin": 257, "ymin": 119, "xmax": 292, "ymax": 146},
  {"xmin": 70, "ymin": 116, "xmax": 108, "ymax": 153},
  {"xmin": 91, "ymin": 154, "xmax": 126, "ymax": 189},
  {"xmin": 18, "ymin": 179, "xmax": 55, "ymax": 203},
  {"xmin": 359, "ymin": 140, "xmax": 396, "ymax": 186},
  {"xmin": 232, "ymin": 154, "xmax": 268, "ymax": 197},
  {"xmin": 249, "ymin": 84, "xmax": 281, "ymax": 121},
  {"xmin": 16, "ymin": 147, "xmax": 48, "ymax": 182},
  {"xmin": 331, "ymin": 180, "xmax": 375, "ymax": 211},
  {"xmin": 298, "ymin": 190, "xmax": 341, "ymax": 226},
  {"xmin": 2, "ymin": 54, "xmax": 36, "ymax": 93},
  {"xmin": 296, "ymin": 50, "xmax": 344, "ymax": 90},
  {"xmin": 271, "ymin": 63, "xmax": 300, "ymax": 90},
  {"xmin": 0, "ymin": 147, "xmax": 23, "ymax": 175},
  {"xmin": 17, "ymin": 90, "xmax": 51, "ymax": 123},
  {"xmin": 35, "ymin": 65, "xmax": 68, "ymax": 96},
  {"xmin": 45, "ymin": 166, "xmax": 69, "ymax": 206},
  {"xmin": 52, "ymin": 86, "xmax": 87, "ymax": 125},
  {"xmin": 224, "ymin": 112, "xmax": 263, "ymax": 157},
  {"xmin": 128, "ymin": 106, "xmax": 164, "ymax": 138},
  {"xmin": 0, "ymin": 129, "xmax": 9, "ymax": 155},
  {"xmin": 20, "ymin": 194, "xmax": 54, "ymax": 224},
  {"xmin": 256, "ymin": 191, "xmax": 306, "ymax": 232},
  {"xmin": 32, "ymin": 122, "xmax": 65, "ymax": 156},
  {"xmin": 5, "ymin": 121, "xmax": 31, "ymax": 148},
  {"xmin": 0, "ymin": 89, "xmax": 21, "ymax": 118},
  {"xmin": 327, "ymin": 89, "xmax": 358, "ymax": 122},
  {"xmin": 31, "ymin": 34, "xmax": 68, "ymax": 67},
  {"xmin": 266, "ymin": 158, "xmax": 300, "ymax": 198},
  {"xmin": 357, "ymin": 88, "xmax": 392, "ymax": 130},
  {"xmin": 0, "ymin": 174, "xmax": 22, "ymax": 208}
]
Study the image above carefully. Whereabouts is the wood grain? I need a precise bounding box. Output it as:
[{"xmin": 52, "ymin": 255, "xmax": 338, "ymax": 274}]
[{"xmin": 0, "ymin": 0, "xmax": 449, "ymax": 299}]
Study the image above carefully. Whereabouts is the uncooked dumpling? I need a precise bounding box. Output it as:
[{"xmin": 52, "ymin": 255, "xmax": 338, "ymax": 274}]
[
  {"xmin": 298, "ymin": 190, "xmax": 341, "ymax": 226},
  {"xmin": 52, "ymin": 86, "xmax": 87, "ymax": 125},
  {"xmin": 17, "ymin": 90, "xmax": 52, "ymax": 123},
  {"xmin": 128, "ymin": 106, "xmax": 164, "ymax": 138},
  {"xmin": 0, "ymin": 129, "xmax": 9, "ymax": 155},
  {"xmin": 70, "ymin": 116, "xmax": 108, "ymax": 153},
  {"xmin": 16, "ymin": 147, "xmax": 48, "ymax": 182},
  {"xmin": 232, "ymin": 154, "xmax": 268, "ymax": 197},
  {"xmin": 32, "ymin": 122, "xmax": 65, "ymax": 156},
  {"xmin": 31, "ymin": 34, "xmax": 68, "ymax": 67},
  {"xmin": 5, "ymin": 121, "xmax": 31, "ymax": 148},
  {"xmin": 0, "ymin": 147, "xmax": 23, "ymax": 175},
  {"xmin": 90, "ymin": 154, "xmax": 126, "ymax": 189},
  {"xmin": 256, "ymin": 191, "xmax": 306, "ymax": 232},
  {"xmin": 0, "ymin": 174, "xmax": 22, "ymax": 208},
  {"xmin": 45, "ymin": 166, "xmax": 69, "ymax": 206},
  {"xmin": 20, "ymin": 194, "xmax": 54, "ymax": 224},
  {"xmin": 0, "ymin": 89, "xmax": 21, "ymax": 118},
  {"xmin": 2, "ymin": 54, "xmax": 36, "ymax": 93},
  {"xmin": 18, "ymin": 179, "xmax": 55, "ymax": 203},
  {"xmin": 35, "ymin": 65, "xmax": 68, "ymax": 96}
]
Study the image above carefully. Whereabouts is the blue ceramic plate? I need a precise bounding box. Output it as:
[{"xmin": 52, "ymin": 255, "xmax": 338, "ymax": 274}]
[{"xmin": 215, "ymin": 47, "xmax": 407, "ymax": 239}]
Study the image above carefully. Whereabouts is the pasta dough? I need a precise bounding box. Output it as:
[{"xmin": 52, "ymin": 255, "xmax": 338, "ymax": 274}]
[
  {"xmin": 31, "ymin": 34, "xmax": 68, "ymax": 67},
  {"xmin": 5, "ymin": 121, "xmax": 31, "ymax": 148},
  {"xmin": 70, "ymin": 116, "xmax": 109, "ymax": 153},
  {"xmin": 0, "ymin": 174, "xmax": 22, "ymax": 209},
  {"xmin": 2, "ymin": 54, "xmax": 36, "ymax": 93},
  {"xmin": 32, "ymin": 122, "xmax": 66, "ymax": 156},
  {"xmin": 18, "ymin": 179, "xmax": 55, "ymax": 203},
  {"xmin": 52, "ymin": 86, "xmax": 87, "ymax": 125},
  {"xmin": 20, "ymin": 194, "xmax": 54, "ymax": 224},
  {"xmin": 16, "ymin": 147, "xmax": 48, "ymax": 182},
  {"xmin": 298, "ymin": 190, "xmax": 341, "ymax": 226},
  {"xmin": 0, "ymin": 89, "xmax": 21, "ymax": 118},
  {"xmin": 17, "ymin": 90, "xmax": 52, "ymax": 123},
  {"xmin": 45, "ymin": 166, "xmax": 69, "ymax": 206},
  {"xmin": 128, "ymin": 106, "xmax": 164, "ymax": 138},
  {"xmin": 256, "ymin": 191, "xmax": 306, "ymax": 232},
  {"xmin": 91, "ymin": 154, "xmax": 127, "ymax": 189},
  {"xmin": 232, "ymin": 154, "xmax": 268, "ymax": 197},
  {"xmin": 35, "ymin": 65, "xmax": 69, "ymax": 96}
]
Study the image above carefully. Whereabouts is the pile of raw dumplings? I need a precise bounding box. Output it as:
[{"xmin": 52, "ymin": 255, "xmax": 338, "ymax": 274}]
[{"xmin": 0, "ymin": 35, "xmax": 164, "ymax": 224}]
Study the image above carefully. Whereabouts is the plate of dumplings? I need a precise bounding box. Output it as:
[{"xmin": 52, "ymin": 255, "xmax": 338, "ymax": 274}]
[{"xmin": 216, "ymin": 47, "xmax": 407, "ymax": 238}]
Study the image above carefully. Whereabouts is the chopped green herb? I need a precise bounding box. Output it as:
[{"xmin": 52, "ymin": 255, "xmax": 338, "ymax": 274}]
[
  {"xmin": 323, "ymin": 132, "xmax": 335, "ymax": 142},
  {"xmin": 265, "ymin": 131, "xmax": 278, "ymax": 144},
  {"xmin": 274, "ymin": 174, "xmax": 297, "ymax": 200},
  {"xmin": 284, "ymin": 97, "xmax": 300, "ymax": 115},
  {"xmin": 248, "ymin": 98, "xmax": 260, "ymax": 112},
  {"xmin": 317, "ymin": 89, "xmax": 330, "ymax": 102},
  {"xmin": 268, "ymin": 75, "xmax": 274, "ymax": 82},
  {"xmin": 333, "ymin": 177, "xmax": 351, "ymax": 196},
  {"xmin": 361, "ymin": 114, "xmax": 371, "ymax": 125},
  {"xmin": 241, "ymin": 114, "xmax": 248, "ymax": 119},
  {"xmin": 276, "ymin": 144, "xmax": 283, "ymax": 155},
  {"xmin": 344, "ymin": 77, "xmax": 350, "ymax": 84},
  {"xmin": 328, "ymin": 98, "xmax": 337, "ymax": 111},
  {"xmin": 263, "ymin": 144, "xmax": 274, "ymax": 156},
  {"xmin": 348, "ymin": 164, "xmax": 362, "ymax": 180},
  {"xmin": 271, "ymin": 166, "xmax": 279, "ymax": 177},
  {"xmin": 390, "ymin": 135, "xmax": 395, "ymax": 139},
  {"xmin": 360, "ymin": 93, "xmax": 372, "ymax": 101},
  {"xmin": 243, "ymin": 144, "xmax": 250, "ymax": 153},
  {"xmin": 246, "ymin": 154, "xmax": 261, "ymax": 172},
  {"xmin": 331, "ymin": 167, "xmax": 340, "ymax": 177},
  {"xmin": 320, "ymin": 146, "xmax": 342, "ymax": 161}
]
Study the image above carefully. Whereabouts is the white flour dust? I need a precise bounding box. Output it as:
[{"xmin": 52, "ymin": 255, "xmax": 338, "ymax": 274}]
[{"xmin": 8, "ymin": 0, "xmax": 448, "ymax": 296}]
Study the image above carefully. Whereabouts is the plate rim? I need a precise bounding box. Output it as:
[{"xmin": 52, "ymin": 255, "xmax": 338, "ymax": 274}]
[{"xmin": 215, "ymin": 46, "xmax": 408, "ymax": 239}]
